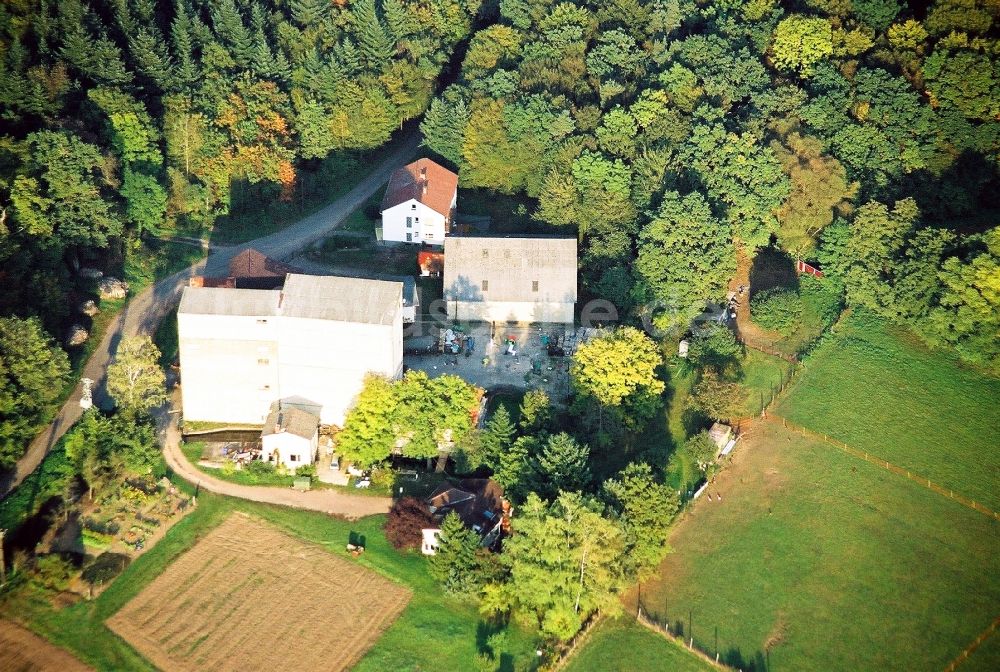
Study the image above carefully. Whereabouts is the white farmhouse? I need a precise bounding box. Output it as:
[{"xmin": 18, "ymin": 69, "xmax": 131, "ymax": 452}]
[
  {"xmin": 260, "ymin": 402, "xmax": 319, "ymax": 471},
  {"xmin": 443, "ymin": 236, "xmax": 577, "ymax": 323},
  {"xmin": 178, "ymin": 274, "xmax": 403, "ymax": 427},
  {"xmin": 380, "ymin": 158, "xmax": 458, "ymax": 245}
]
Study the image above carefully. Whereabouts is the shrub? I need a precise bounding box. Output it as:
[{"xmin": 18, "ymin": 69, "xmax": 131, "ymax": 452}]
[
  {"xmin": 246, "ymin": 460, "xmax": 276, "ymax": 476},
  {"xmin": 751, "ymin": 287, "xmax": 803, "ymax": 334},
  {"xmin": 800, "ymin": 275, "xmax": 843, "ymax": 328},
  {"xmin": 81, "ymin": 552, "xmax": 130, "ymax": 586},
  {"xmin": 294, "ymin": 464, "xmax": 316, "ymax": 479},
  {"xmin": 30, "ymin": 555, "xmax": 75, "ymax": 592},
  {"xmin": 384, "ymin": 497, "xmax": 435, "ymax": 550}
]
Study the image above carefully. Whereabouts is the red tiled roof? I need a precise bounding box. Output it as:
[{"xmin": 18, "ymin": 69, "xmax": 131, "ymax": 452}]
[
  {"xmin": 228, "ymin": 248, "xmax": 300, "ymax": 279},
  {"xmin": 380, "ymin": 158, "xmax": 458, "ymax": 218}
]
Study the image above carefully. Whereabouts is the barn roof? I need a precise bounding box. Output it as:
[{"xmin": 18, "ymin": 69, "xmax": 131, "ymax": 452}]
[
  {"xmin": 179, "ymin": 274, "xmax": 402, "ymax": 325},
  {"xmin": 443, "ymin": 236, "xmax": 577, "ymax": 304},
  {"xmin": 281, "ymin": 274, "xmax": 402, "ymax": 325},
  {"xmin": 178, "ymin": 286, "xmax": 281, "ymax": 317},
  {"xmin": 380, "ymin": 158, "xmax": 458, "ymax": 217}
]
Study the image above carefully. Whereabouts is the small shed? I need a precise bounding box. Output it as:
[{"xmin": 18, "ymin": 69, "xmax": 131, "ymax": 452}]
[
  {"xmin": 708, "ymin": 422, "xmax": 737, "ymax": 456},
  {"xmin": 260, "ymin": 403, "xmax": 319, "ymax": 472}
]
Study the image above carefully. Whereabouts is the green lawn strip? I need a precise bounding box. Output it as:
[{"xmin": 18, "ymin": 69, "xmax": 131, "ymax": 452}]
[
  {"xmin": 640, "ymin": 422, "xmax": 1000, "ymax": 672},
  {"xmin": 564, "ymin": 617, "xmax": 715, "ymax": 672},
  {"xmin": 774, "ymin": 310, "xmax": 1000, "ymax": 510},
  {"xmin": 12, "ymin": 491, "xmax": 539, "ymax": 670},
  {"xmin": 340, "ymin": 191, "xmax": 383, "ymax": 232},
  {"xmin": 738, "ymin": 349, "xmax": 795, "ymax": 417}
]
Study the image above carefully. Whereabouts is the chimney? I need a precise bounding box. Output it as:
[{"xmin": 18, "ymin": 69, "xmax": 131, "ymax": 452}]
[{"xmin": 422, "ymin": 180, "xmax": 428, "ymax": 196}]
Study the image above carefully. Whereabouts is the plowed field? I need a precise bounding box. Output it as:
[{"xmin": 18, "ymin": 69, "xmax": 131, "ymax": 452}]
[
  {"xmin": 0, "ymin": 620, "xmax": 93, "ymax": 671},
  {"xmin": 107, "ymin": 513, "xmax": 410, "ymax": 672}
]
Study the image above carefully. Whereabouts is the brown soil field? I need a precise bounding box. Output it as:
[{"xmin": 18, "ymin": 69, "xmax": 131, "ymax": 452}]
[
  {"xmin": 0, "ymin": 619, "xmax": 93, "ymax": 671},
  {"xmin": 106, "ymin": 513, "xmax": 411, "ymax": 672}
]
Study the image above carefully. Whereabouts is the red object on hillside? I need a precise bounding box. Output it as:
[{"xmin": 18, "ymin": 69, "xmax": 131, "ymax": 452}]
[{"xmin": 796, "ymin": 259, "xmax": 824, "ymax": 278}]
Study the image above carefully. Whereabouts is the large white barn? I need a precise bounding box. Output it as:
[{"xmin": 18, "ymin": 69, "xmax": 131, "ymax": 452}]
[
  {"xmin": 177, "ymin": 274, "xmax": 403, "ymax": 427},
  {"xmin": 443, "ymin": 236, "xmax": 578, "ymax": 324},
  {"xmin": 380, "ymin": 158, "xmax": 458, "ymax": 245}
]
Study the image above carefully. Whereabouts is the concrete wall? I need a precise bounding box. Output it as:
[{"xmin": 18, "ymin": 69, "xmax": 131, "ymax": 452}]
[
  {"xmin": 448, "ymin": 300, "xmax": 575, "ymax": 324},
  {"xmin": 261, "ymin": 431, "xmax": 317, "ymax": 470},
  {"xmin": 179, "ymin": 308, "xmax": 403, "ymax": 427},
  {"xmin": 382, "ymin": 199, "xmax": 447, "ymax": 244},
  {"xmin": 276, "ymin": 315, "xmax": 402, "ymax": 426},
  {"xmin": 178, "ymin": 313, "xmax": 279, "ymax": 424}
]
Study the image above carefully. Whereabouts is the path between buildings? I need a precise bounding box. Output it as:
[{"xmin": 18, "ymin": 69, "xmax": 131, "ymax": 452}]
[
  {"xmin": 0, "ymin": 128, "xmax": 421, "ymax": 504},
  {"xmin": 157, "ymin": 391, "xmax": 390, "ymax": 520}
]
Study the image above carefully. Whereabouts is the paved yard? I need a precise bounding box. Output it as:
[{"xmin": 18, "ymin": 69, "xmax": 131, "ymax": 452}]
[{"xmin": 404, "ymin": 323, "xmax": 589, "ymax": 399}]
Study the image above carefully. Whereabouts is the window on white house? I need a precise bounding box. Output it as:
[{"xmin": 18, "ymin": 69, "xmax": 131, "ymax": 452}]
[
  {"xmin": 425, "ymin": 232, "xmax": 434, "ymax": 239},
  {"xmin": 482, "ymin": 280, "xmax": 488, "ymax": 291},
  {"xmin": 406, "ymin": 217, "xmax": 412, "ymax": 228},
  {"xmin": 411, "ymin": 203, "xmax": 416, "ymax": 210},
  {"xmin": 258, "ymin": 358, "xmax": 269, "ymax": 365},
  {"xmin": 415, "ymin": 217, "xmax": 419, "ymax": 223},
  {"xmin": 532, "ymin": 280, "xmax": 539, "ymax": 292},
  {"xmin": 261, "ymin": 384, "xmax": 270, "ymax": 391},
  {"xmin": 256, "ymin": 319, "xmax": 267, "ymax": 324},
  {"xmin": 289, "ymin": 454, "xmax": 299, "ymax": 462},
  {"xmin": 406, "ymin": 233, "xmax": 412, "ymax": 242}
]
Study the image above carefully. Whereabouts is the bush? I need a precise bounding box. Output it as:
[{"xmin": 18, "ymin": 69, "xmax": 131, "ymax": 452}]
[
  {"xmin": 384, "ymin": 497, "xmax": 435, "ymax": 550},
  {"xmin": 30, "ymin": 554, "xmax": 75, "ymax": 592},
  {"xmin": 751, "ymin": 287, "xmax": 803, "ymax": 334},
  {"xmin": 83, "ymin": 517, "xmax": 120, "ymax": 536},
  {"xmin": 246, "ymin": 460, "xmax": 276, "ymax": 476},
  {"xmin": 294, "ymin": 464, "xmax": 316, "ymax": 479},
  {"xmin": 800, "ymin": 275, "xmax": 843, "ymax": 328},
  {"xmin": 81, "ymin": 552, "xmax": 130, "ymax": 586}
]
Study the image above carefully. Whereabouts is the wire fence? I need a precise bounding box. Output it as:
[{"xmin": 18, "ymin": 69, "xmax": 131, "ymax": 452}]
[
  {"xmin": 544, "ymin": 613, "xmax": 604, "ymax": 672},
  {"xmin": 944, "ymin": 615, "xmax": 1000, "ymax": 672},
  {"xmin": 634, "ymin": 608, "xmax": 740, "ymax": 671},
  {"xmin": 765, "ymin": 414, "xmax": 1000, "ymax": 521}
]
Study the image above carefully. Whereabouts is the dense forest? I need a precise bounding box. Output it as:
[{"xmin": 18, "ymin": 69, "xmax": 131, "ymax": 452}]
[
  {"xmin": 0, "ymin": 0, "xmax": 479, "ymax": 464},
  {"xmin": 423, "ymin": 0, "xmax": 1000, "ymax": 371},
  {"xmin": 1, "ymin": 0, "xmax": 998, "ymax": 459}
]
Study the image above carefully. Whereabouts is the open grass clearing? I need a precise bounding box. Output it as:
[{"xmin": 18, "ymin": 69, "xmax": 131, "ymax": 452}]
[
  {"xmin": 108, "ymin": 513, "xmax": 411, "ymax": 672},
  {"xmin": 634, "ymin": 421, "xmax": 1000, "ymax": 672},
  {"xmin": 563, "ymin": 617, "xmax": 715, "ymax": 672},
  {"xmin": 6, "ymin": 486, "xmax": 539, "ymax": 671},
  {"xmin": 774, "ymin": 310, "xmax": 1000, "ymax": 510}
]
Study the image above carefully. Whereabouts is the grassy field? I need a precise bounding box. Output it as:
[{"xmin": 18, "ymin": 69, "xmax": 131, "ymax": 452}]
[
  {"xmin": 7, "ymin": 488, "xmax": 540, "ymax": 671},
  {"xmin": 563, "ymin": 618, "xmax": 715, "ymax": 672},
  {"xmin": 774, "ymin": 310, "xmax": 1000, "ymax": 511},
  {"xmin": 738, "ymin": 349, "xmax": 795, "ymax": 417},
  {"xmin": 633, "ymin": 422, "xmax": 1000, "ymax": 672}
]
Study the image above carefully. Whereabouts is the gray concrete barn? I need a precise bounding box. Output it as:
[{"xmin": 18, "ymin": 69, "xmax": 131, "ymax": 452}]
[{"xmin": 443, "ymin": 236, "xmax": 577, "ymax": 324}]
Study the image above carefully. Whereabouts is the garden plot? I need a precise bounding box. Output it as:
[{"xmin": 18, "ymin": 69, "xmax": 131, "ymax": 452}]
[{"xmin": 107, "ymin": 513, "xmax": 411, "ymax": 672}]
